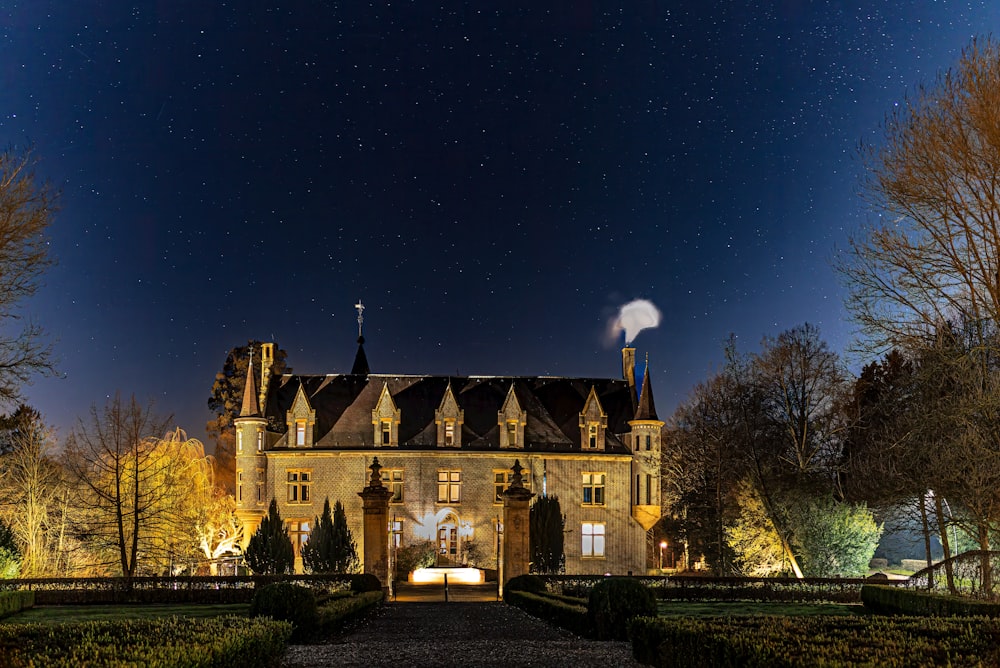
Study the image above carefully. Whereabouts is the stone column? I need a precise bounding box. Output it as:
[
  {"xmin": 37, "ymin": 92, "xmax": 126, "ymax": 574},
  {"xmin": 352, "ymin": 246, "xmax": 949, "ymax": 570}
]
[
  {"xmin": 501, "ymin": 459, "xmax": 535, "ymax": 593},
  {"xmin": 358, "ymin": 457, "xmax": 393, "ymax": 590}
]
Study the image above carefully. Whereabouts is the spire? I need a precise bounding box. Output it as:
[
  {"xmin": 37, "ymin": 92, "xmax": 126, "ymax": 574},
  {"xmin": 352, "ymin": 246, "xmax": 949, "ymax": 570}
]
[
  {"xmin": 240, "ymin": 347, "xmax": 261, "ymax": 418},
  {"xmin": 635, "ymin": 354, "xmax": 658, "ymax": 421},
  {"xmin": 351, "ymin": 299, "xmax": 370, "ymax": 375}
]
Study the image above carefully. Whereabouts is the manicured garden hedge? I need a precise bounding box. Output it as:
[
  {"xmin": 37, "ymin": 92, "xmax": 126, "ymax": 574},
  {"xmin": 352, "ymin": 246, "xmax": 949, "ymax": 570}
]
[
  {"xmin": 861, "ymin": 584, "xmax": 1000, "ymax": 617},
  {"xmin": 317, "ymin": 590, "xmax": 383, "ymax": 634},
  {"xmin": 0, "ymin": 591, "xmax": 33, "ymax": 620},
  {"xmin": 504, "ymin": 590, "xmax": 590, "ymax": 637},
  {"xmin": 0, "ymin": 616, "xmax": 291, "ymax": 667},
  {"xmin": 629, "ymin": 615, "xmax": 1000, "ymax": 667}
]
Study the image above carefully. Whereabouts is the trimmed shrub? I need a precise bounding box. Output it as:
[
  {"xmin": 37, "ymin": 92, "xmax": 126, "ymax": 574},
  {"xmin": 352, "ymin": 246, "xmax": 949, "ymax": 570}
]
[
  {"xmin": 0, "ymin": 590, "xmax": 32, "ymax": 619},
  {"xmin": 588, "ymin": 577, "xmax": 657, "ymax": 641},
  {"xmin": 862, "ymin": 584, "xmax": 1000, "ymax": 617},
  {"xmin": 250, "ymin": 582, "xmax": 318, "ymax": 642},
  {"xmin": 504, "ymin": 574, "xmax": 546, "ymax": 598},
  {"xmin": 349, "ymin": 573, "xmax": 382, "ymax": 593},
  {"xmin": 506, "ymin": 590, "xmax": 590, "ymax": 637},
  {"xmin": 317, "ymin": 590, "xmax": 384, "ymax": 635}
]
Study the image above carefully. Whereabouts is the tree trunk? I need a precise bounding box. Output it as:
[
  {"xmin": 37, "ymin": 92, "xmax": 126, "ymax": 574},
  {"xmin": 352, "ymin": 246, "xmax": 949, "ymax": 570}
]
[
  {"xmin": 932, "ymin": 494, "xmax": 956, "ymax": 594},
  {"xmin": 919, "ymin": 494, "xmax": 934, "ymax": 590},
  {"xmin": 978, "ymin": 522, "xmax": 993, "ymax": 596}
]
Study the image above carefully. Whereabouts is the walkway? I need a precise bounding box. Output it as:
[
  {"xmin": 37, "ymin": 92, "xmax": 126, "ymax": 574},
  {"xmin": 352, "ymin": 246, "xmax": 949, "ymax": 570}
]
[{"xmin": 281, "ymin": 585, "xmax": 642, "ymax": 667}]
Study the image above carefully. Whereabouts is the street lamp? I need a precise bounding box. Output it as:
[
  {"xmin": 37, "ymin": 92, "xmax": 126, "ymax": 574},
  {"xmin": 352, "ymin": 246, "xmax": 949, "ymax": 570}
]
[{"xmin": 659, "ymin": 540, "xmax": 667, "ymax": 571}]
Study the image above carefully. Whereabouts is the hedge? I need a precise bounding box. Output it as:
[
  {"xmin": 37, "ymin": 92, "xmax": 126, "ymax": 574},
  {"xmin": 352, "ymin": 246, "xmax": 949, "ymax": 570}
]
[
  {"xmin": 628, "ymin": 615, "xmax": 1000, "ymax": 667},
  {"xmin": 504, "ymin": 590, "xmax": 591, "ymax": 637},
  {"xmin": 0, "ymin": 591, "xmax": 33, "ymax": 620},
  {"xmin": 861, "ymin": 584, "xmax": 1000, "ymax": 617},
  {"xmin": 317, "ymin": 590, "xmax": 383, "ymax": 635},
  {"xmin": 0, "ymin": 616, "xmax": 292, "ymax": 667}
]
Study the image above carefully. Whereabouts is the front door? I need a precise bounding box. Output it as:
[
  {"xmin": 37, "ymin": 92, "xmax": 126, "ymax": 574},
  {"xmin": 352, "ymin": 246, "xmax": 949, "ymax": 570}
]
[{"xmin": 437, "ymin": 524, "xmax": 458, "ymax": 564}]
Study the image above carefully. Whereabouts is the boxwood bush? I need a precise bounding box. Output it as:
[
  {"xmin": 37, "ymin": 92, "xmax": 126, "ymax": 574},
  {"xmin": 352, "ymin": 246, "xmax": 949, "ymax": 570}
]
[
  {"xmin": 250, "ymin": 582, "xmax": 318, "ymax": 642},
  {"xmin": 504, "ymin": 590, "xmax": 590, "ymax": 637},
  {"xmin": 861, "ymin": 584, "xmax": 1000, "ymax": 617},
  {"xmin": 588, "ymin": 577, "xmax": 657, "ymax": 641},
  {"xmin": 504, "ymin": 574, "xmax": 546, "ymax": 597},
  {"xmin": 0, "ymin": 591, "xmax": 33, "ymax": 619}
]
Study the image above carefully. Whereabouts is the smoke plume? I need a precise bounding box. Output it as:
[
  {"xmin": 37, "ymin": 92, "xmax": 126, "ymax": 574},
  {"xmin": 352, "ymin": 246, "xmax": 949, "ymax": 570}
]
[{"xmin": 609, "ymin": 299, "xmax": 661, "ymax": 345}]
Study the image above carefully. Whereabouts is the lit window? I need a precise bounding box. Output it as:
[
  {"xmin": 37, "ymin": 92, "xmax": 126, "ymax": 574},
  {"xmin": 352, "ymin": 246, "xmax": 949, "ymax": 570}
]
[
  {"xmin": 494, "ymin": 468, "xmax": 531, "ymax": 503},
  {"xmin": 381, "ymin": 420, "xmax": 391, "ymax": 445},
  {"xmin": 256, "ymin": 429, "xmax": 264, "ymax": 451},
  {"xmin": 237, "ymin": 431, "xmax": 243, "ymax": 452},
  {"xmin": 296, "ymin": 420, "xmax": 306, "ymax": 446},
  {"xmin": 287, "ymin": 470, "xmax": 312, "ymax": 504},
  {"xmin": 445, "ymin": 420, "xmax": 455, "ymax": 446},
  {"xmin": 437, "ymin": 470, "xmax": 462, "ymax": 503},
  {"xmin": 588, "ymin": 424, "xmax": 598, "ymax": 448},
  {"xmin": 288, "ymin": 520, "xmax": 310, "ymax": 556},
  {"xmin": 380, "ymin": 468, "xmax": 404, "ymax": 503},
  {"xmin": 237, "ymin": 469, "xmax": 243, "ymax": 502},
  {"xmin": 256, "ymin": 468, "xmax": 265, "ymax": 504},
  {"xmin": 582, "ymin": 522, "xmax": 606, "ymax": 557},
  {"xmin": 583, "ymin": 472, "xmax": 605, "ymax": 506},
  {"xmin": 507, "ymin": 421, "xmax": 518, "ymax": 446},
  {"xmin": 390, "ymin": 519, "xmax": 403, "ymax": 548}
]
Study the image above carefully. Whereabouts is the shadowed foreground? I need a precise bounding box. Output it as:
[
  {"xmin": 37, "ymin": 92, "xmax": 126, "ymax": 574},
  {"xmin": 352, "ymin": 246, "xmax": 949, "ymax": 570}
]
[{"xmin": 281, "ymin": 600, "xmax": 642, "ymax": 667}]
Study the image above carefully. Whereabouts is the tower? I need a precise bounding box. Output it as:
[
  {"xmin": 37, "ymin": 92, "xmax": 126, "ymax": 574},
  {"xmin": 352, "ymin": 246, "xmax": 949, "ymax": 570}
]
[
  {"xmin": 628, "ymin": 355, "xmax": 664, "ymax": 531},
  {"xmin": 235, "ymin": 348, "xmax": 268, "ymax": 547}
]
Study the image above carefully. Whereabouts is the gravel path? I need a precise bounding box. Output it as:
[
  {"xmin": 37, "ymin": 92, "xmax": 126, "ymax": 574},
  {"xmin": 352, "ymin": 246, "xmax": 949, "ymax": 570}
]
[{"xmin": 281, "ymin": 601, "xmax": 643, "ymax": 667}]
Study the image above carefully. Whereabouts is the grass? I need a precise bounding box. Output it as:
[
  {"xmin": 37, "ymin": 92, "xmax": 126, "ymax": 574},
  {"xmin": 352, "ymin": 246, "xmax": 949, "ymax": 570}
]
[
  {"xmin": 657, "ymin": 600, "xmax": 864, "ymax": 617},
  {"xmin": 5, "ymin": 603, "xmax": 249, "ymax": 625}
]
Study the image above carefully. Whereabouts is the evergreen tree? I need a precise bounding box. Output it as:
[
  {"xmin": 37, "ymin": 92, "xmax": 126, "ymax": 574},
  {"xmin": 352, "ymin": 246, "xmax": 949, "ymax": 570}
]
[
  {"xmin": 0, "ymin": 517, "xmax": 21, "ymax": 578},
  {"xmin": 301, "ymin": 497, "xmax": 335, "ymax": 573},
  {"xmin": 329, "ymin": 500, "xmax": 359, "ymax": 573},
  {"xmin": 245, "ymin": 498, "xmax": 295, "ymax": 575},
  {"xmin": 529, "ymin": 495, "xmax": 565, "ymax": 574}
]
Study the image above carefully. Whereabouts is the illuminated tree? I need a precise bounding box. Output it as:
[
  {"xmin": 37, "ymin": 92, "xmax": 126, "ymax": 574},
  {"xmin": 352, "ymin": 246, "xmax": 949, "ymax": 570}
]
[
  {"xmin": 0, "ymin": 518, "xmax": 20, "ymax": 578},
  {"xmin": 63, "ymin": 395, "xmax": 173, "ymax": 580},
  {"xmin": 206, "ymin": 341, "xmax": 289, "ymax": 493},
  {"xmin": 0, "ymin": 147, "xmax": 56, "ymax": 407},
  {"xmin": 194, "ymin": 492, "xmax": 243, "ymax": 575},
  {"xmin": 529, "ymin": 495, "xmax": 565, "ymax": 574},
  {"xmin": 245, "ymin": 498, "xmax": 294, "ymax": 575}
]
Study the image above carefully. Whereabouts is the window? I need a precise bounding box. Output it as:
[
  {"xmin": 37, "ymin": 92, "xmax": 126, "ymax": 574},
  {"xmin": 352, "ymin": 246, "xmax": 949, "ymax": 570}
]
[
  {"xmin": 646, "ymin": 474, "xmax": 652, "ymax": 505},
  {"xmin": 582, "ymin": 522, "xmax": 606, "ymax": 558},
  {"xmin": 237, "ymin": 469, "xmax": 243, "ymax": 502},
  {"xmin": 444, "ymin": 420, "xmax": 455, "ymax": 446},
  {"xmin": 635, "ymin": 435, "xmax": 640, "ymax": 450},
  {"xmin": 380, "ymin": 468, "xmax": 404, "ymax": 503},
  {"xmin": 295, "ymin": 420, "xmax": 306, "ymax": 446},
  {"xmin": 646, "ymin": 434, "xmax": 651, "ymax": 451},
  {"xmin": 288, "ymin": 520, "xmax": 310, "ymax": 556},
  {"xmin": 588, "ymin": 424, "xmax": 598, "ymax": 448},
  {"xmin": 389, "ymin": 519, "xmax": 403, "ymax": 549},
  {"xmin": 287, "ymin": 470, "xmax": 311, "ymax": 504},
  {"xmin": 437, "ymin": 470, "xmax": 462, "ymax": 503},
  {"xmin": 237, "ymin": 431, "xmax": 243, "ymax": 453},
  {"xmin": 582, "ymin": 472, "xmax": 605, "ymax": 506},
  {"xmin": 256, "ymin": 468, "xmax": 265, "ymax": 504},
  {"xmin": 507, "ymin": 421, "xmax": 518, "ymax": 446},
  {"xmin": 494, "ymin": 468, "xmax": 531, "ymax": 503},
  {"xmin": 256, "ymin": 429, "xmax": 264, "ymax": 451},
  {"xmin": 381, "ymin": 420, "xmax": 391, "ymax": 445},
  {"xmin": 636, "ymin": 474, "xmax": 641, "ymax": 505}
]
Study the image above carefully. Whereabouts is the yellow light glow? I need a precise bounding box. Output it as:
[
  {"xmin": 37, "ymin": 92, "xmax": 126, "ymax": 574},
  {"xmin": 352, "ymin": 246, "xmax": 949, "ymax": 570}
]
[{"xmin": 410, "ymin": 567, "xmax": 485, "ymax": 584}]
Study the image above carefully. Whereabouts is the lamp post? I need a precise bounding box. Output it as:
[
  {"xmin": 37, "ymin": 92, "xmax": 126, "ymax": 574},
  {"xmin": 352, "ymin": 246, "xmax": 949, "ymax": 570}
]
[{"xmin": 659, "ymin": 540, "xmax": 667, "ymax": 571}]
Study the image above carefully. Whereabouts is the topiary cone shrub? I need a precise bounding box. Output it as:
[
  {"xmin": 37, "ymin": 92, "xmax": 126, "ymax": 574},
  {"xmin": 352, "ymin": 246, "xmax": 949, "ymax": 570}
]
[
  {"xmin": 250, "ymin": 582, "xmax": 319, "ymax": 642},
  {"xmin": 587, "ymin": 577, "xmax": 657, "ymax": 641},
  {"xmin": 504, "ymin": 574, "xmax": 547, "ymax": 600}
]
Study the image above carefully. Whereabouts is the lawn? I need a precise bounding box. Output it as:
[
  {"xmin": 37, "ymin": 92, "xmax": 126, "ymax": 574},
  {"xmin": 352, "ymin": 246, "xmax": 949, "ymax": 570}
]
[
  {"xmin": 6, "ymin": 603, "xmax": 249, "ymax": 625},
  {"xmin": 657, "ymin": 600, "xmax": 863, "ymax": 617}
]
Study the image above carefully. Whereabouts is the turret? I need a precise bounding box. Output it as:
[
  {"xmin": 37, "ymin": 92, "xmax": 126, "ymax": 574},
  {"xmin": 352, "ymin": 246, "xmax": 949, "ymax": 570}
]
[
  {"xmin": 235, "ymin": 349, "xmax": 268, "ymax": 547},
  {"xmin": 628, "ymin": 355, "xmax": 664, "ymax": 531}
]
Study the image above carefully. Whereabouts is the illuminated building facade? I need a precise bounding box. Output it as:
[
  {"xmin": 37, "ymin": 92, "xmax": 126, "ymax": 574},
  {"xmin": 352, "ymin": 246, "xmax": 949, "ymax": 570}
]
[{"xmin": 234, "ymin": 335, "xmax": 663, "ymax": 576}]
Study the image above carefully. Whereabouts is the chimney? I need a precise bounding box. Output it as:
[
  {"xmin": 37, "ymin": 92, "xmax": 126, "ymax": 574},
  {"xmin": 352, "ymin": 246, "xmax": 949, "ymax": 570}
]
[
  {"xmin": 622, "ymin": 346, "xmax": 637, "ymax": 409},
  {"xmin": 259, "ymin": 342, "xmax": 274, "ymax": 410}
]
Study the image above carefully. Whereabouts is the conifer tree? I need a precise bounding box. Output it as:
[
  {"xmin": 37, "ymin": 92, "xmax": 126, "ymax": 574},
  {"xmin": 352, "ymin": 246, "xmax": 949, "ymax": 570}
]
[
  {"xmin": 329, "ymin": 500, "xmax": 359, "ymax": 573},
  {"xmin": 529, "ymin": 495, "xmax": 565, "ymax": 574},
  {"xmin": 245, "ymin": 498, "xmax": 294, "ymax": 575},
  {"xmin": 301, "ymin": 497, "xmax": 335, "ymax": 573}
]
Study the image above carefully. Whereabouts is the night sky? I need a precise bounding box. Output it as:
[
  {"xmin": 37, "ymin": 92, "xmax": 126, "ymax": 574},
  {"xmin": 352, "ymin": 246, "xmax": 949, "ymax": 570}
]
[{"xmin": 4, "ymin": 2, "xmax": 998, "ymax": 445}]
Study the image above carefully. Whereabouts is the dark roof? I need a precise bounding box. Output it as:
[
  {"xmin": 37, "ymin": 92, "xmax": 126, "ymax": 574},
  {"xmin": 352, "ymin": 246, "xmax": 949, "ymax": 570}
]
[
  {"xmin": 266, "ymin": 373, "xmax": 638, "ymax": 453},
  {"xmin": 350, "ymin": 337, "xmax": 370, "ymax": 375},
  {"xmin": 635, "ymin": 362, "xmax": 659, "ymax": 421},
  {"xmin": 240, "ymin": 358, "xmax": 261, "ymax": 418}
]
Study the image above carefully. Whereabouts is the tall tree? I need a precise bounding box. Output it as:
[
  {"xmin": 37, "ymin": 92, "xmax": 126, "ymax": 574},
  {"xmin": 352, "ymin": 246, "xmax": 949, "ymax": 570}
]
[
  {"xmin": 302, "ymin": 498, "xmax": 358, "ymax": 574},
  {"xmin": 329, "ymin": 500, "xmax": 359, "ymax": 574},
  {"xmin": 0, "ymin": 148, "xmax": 56, "ymax": 407},
  {"xmin": 244, "ymin": 497, "xmax": 295, "ymax": 575},
  {"xmin": 62, "ymin": 394, "xmax": 172, "ymax": 580},
  {"xmin": 529, "ymin": 495, "xmax": 565, "ymax": 574},
  {"xmin": 206, "ymin": 341, "xmax": 289, "ymax": 493}
]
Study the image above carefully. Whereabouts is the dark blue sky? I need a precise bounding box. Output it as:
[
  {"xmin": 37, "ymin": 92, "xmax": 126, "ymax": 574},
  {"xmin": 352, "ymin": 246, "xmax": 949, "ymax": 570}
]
[{"xmin": 3, "ymin": 1, "xmax": 997, "ymax": 445}]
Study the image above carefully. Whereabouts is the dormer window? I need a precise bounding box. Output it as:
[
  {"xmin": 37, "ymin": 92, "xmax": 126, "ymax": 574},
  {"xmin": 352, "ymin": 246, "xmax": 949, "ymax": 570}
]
[
  {"xmin": 372, "ymin": 382, "xmax": 401, "ymax": 447},
  {"xmin": 499, "ymin": 383, "xmax": 526, "ymax": 449},
  {"xmin": 435, "ymin": 383, "xmax": 464, "ymax": 448},
  {"xmin": 445, "ymin": 420, "xmax": 455, "ymax": 446},
  {"xmin": 588, "ymin": 424, "xmax": 598, "ymax": 449},
  {"xmin": 507, "ymin": 421, "xmax": 518, "ymax": 447},
  {"xmin": 285, "ymin": 385, "xmax": 316, "ymax": 448},
  {"xmin": 578, "ymin": 386, "xmax": 607, "ymax": 451},
  {"xmin": 296, "ymin": 420, "xmax": 306, "ymax": 446}
]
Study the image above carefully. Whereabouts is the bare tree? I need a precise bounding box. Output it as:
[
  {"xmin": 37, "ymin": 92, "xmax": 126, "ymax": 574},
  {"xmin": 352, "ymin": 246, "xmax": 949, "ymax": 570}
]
[
  {"xmin": 63, "ymin": 394, "xmax": 171, "ymax": 580},
  {"xmin": 0, "ymin": 148, "xmax": 57, "ymax": 405}
]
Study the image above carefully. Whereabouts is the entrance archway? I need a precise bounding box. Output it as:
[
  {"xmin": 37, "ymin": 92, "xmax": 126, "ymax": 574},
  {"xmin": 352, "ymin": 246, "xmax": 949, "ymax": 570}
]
[{"xmin": 437, "ymin": 512, "xmax": 460, "ymax": 565}]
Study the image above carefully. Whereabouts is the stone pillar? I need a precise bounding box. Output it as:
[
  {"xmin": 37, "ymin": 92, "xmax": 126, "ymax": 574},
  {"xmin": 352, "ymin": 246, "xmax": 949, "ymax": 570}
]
[
  {"xmin": 358, "ymin": 457, "xmax": 393, "ymax": 590},
  {"xmin": 501, "ymin": 459, "xmax": 535, "ymax": 593}
]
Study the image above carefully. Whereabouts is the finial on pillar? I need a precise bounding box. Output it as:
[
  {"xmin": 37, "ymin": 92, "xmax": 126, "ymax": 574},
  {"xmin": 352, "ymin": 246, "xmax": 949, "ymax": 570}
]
[
  {"xmin": 510, "ymin": 459, "xmax": 525, "ymax": 489},
  {"xmin": 368, "ymin": 456, "xmax": 383, "ymax": 488}
]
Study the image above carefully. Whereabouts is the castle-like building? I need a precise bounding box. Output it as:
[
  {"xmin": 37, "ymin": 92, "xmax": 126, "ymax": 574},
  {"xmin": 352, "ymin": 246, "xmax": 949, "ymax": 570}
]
[{"xmin": 234, "ymin": 333, "xmax": 664, "ymax": 576}]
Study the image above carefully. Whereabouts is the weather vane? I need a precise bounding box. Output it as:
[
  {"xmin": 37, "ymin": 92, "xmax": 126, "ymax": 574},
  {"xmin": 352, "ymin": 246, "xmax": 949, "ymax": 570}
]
[{"xmin": 354, "ymin": 299, "xmax": 365, "ymax": 338}]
